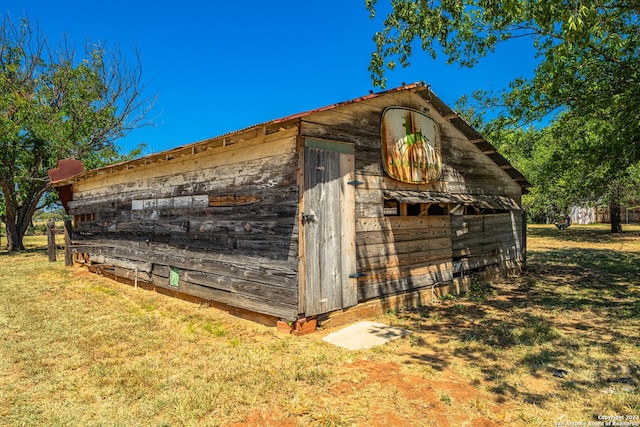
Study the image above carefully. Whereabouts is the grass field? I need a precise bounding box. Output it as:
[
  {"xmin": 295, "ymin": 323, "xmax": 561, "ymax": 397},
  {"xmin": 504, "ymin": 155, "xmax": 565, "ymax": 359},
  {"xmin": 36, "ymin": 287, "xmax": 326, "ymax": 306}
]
[{"xmin": 1, "ymin": 224, "xmax": 639, "ymax": 426}]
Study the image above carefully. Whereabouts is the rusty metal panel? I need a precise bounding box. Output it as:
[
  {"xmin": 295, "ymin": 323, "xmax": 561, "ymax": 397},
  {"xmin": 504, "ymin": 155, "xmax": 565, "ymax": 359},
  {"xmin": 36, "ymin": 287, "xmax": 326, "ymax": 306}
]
[{"xmin": 48, "ymin": 159, "xmax": 84, "ymax": 183}]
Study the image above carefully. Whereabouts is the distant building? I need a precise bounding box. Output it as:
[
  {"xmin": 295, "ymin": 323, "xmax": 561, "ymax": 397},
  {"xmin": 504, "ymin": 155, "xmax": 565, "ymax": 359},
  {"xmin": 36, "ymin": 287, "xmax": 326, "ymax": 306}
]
[{"xmin": 570, "ymin": 202, "xmax": 640, "ymax": 225}]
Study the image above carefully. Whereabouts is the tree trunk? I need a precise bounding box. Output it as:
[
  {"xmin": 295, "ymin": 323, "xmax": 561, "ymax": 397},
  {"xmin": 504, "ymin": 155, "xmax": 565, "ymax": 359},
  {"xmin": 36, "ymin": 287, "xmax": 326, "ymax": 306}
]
[
  {"xmin": 4, "ymin": 221, "xmax": 25, "ymax": 251},
  {"xmin": 610, "ymin": 202, "xmax": 623, "ymax": 233},
  {"xmin": 3, "ymin": 205, "xmax": 30, "ymax": 251},
  {"xmin": 1, "ymin": 182, "xmax": 49, "ymax": 252}
]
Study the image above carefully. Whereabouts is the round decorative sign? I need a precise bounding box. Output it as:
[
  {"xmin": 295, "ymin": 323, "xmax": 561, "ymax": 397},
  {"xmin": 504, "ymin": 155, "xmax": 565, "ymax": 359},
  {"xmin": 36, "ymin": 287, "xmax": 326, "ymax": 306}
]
[{"xmin": 381, "ymin": 107, "xmax": 442, "ymax": 183}]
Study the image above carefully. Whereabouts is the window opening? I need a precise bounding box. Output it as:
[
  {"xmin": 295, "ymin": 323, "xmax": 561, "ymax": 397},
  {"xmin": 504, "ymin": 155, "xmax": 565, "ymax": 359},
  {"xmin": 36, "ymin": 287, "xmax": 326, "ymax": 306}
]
[
  {"xmin": 384, "ymin": 200, "xmax": 400, "ymax": 216},
  {"xmin": 407, "ymin": 203, "xmax": 421, "ymax": 216},
  {"xmin": 73, "ymin": 213, "xmax": 94, "ymax": 228},
  {"xmin": 464, "ymin": 206, "xmax": 509, "ymax": 215},
  {"xmin": 427, "ymin": 204, "xmax": 448, "ymax": 215},
  {"xmin": 384, "ymin": 200, "xmax": 450, "ymax": 216}
]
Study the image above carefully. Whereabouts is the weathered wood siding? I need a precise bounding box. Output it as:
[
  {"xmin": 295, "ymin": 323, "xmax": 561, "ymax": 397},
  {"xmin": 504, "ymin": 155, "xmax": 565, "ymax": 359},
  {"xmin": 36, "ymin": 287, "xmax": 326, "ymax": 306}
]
[
  {"xmin": 301, "ymin": 88, "xmax": 523, "ymax": 302},
  {"xmin": 355, "ymin": 216, "xmax": 453, "ymax": 300},
  {"xmin": 67, "ymin": 127, "xmax": 300, "ymax": 320},
  {"xmin": 450, "ymin": 213, "xmax": 524, "ymax": 274}
]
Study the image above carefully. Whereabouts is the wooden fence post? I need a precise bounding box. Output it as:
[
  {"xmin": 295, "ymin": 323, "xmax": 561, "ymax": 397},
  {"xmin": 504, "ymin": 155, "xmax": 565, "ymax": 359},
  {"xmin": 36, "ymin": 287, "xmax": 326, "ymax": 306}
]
[
  {"xmin": 47, "ymin": 221, "xmax": 56, "ymax": 262},
  {"xmin": 522, "ymin": 210, "xmax": 527, "ymax": 270},
  {"xmin": 63, "ymin": 219, "xmax": 73, "ymax": 267}
]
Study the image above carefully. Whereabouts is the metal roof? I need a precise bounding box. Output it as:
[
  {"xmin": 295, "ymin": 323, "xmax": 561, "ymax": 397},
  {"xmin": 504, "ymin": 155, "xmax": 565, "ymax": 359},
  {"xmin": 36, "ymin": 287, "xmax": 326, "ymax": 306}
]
[{"xmin": 50, "ymin": 82, "xmax": 530, "ymax": 190}]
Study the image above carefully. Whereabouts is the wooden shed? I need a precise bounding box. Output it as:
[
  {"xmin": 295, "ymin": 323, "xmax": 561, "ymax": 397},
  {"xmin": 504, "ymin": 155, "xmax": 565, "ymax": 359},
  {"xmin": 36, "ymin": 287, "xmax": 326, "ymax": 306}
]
[{"xmin": 51, "ymin": 82, "xmax": 528, "ymax": 327}]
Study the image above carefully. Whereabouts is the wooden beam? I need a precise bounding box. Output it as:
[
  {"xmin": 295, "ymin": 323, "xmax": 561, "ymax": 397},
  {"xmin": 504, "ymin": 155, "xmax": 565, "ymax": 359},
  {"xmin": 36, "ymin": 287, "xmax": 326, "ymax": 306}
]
[
  {"xmin": 468, "ymin": 138, "xmax": 486, "ymax": 144},
  {"xmin": 296, "ymin": 134, "xmax": 306, "ymax": 315},
  {"xmin": 47, "ymin": 221, "xmax": 56, "ymax": 262},
  {"xmin": 64, "ymin": 220, "xmax": 73, "ymax": 267},
  {"xmin": 209, "ymin": 195, "xmax": 261, "ymax": 207}
]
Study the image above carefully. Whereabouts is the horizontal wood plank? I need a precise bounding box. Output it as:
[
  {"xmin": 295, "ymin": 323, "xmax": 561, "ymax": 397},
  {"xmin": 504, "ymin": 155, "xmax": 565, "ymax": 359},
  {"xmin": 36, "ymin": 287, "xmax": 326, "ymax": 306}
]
[
  {"xmin": 357, "ymin": 260, "xmax": 454, "ymax": 287},
  {"xmin": 72, "ymin": 241, "xmax": 298, "ymax": 280},
  {"xmin": 357, "ymin": 236, "xmax": 452, "ymax": 259},
  {"xmin": 356, "ymin": 216, "xmax": 450, "ymax": 233},
  {"xmin": 357, "ymin": 248, "xmax": 452, "ymax": 272},
  {"xmin": 149, "ymin": 273, "xmax": 298, "ymax": 320}
]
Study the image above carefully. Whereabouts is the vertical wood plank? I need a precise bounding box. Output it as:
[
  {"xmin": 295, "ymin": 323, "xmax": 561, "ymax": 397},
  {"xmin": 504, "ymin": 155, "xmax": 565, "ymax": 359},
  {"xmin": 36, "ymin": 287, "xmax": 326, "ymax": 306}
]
[
  {"xmin": 322, "ymin": 153, "xmax": 341, "ymax": 311},
  {"xmin": 47, "ymin": 221, "xmax": 56, "ymax": 262},
  {"xmin": 63, "ymin": 219, "xmax": 73, "ymax": 267},
  {"xmin": 296, "ymin": 135, "xmax": 306, "ymax": 315},
  {"xmin": 303, "ymin": 146, "xmax": 319, "ymax": 314},
  {"xmin": 340, "ymin": 152, "xmax": 357, "ymax": 308}
]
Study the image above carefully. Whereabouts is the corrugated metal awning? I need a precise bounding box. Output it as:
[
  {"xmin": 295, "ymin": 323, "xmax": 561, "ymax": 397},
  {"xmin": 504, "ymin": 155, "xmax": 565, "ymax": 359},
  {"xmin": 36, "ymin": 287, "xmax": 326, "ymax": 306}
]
[{"xmin": 383, "ymin": 190, "xmax": 521, "ymax": 210}]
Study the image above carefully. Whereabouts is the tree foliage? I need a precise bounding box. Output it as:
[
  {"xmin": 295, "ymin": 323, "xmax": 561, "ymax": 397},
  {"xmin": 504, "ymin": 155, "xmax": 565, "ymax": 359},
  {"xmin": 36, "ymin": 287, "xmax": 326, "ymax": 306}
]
[
  {"xmin": 463, "ymin": 106, "xmax": 640, "ymax": 229},
  {"xmin": 368, "ymin": 0, "xmax": 640, "ymax": 231},
  {"xmin": 367, "ymin": 0, "xmax": 639, "ymax": 109},
  {"xmin": 0, "ymin": 15, "xmax": 153, "ymax": 250}
]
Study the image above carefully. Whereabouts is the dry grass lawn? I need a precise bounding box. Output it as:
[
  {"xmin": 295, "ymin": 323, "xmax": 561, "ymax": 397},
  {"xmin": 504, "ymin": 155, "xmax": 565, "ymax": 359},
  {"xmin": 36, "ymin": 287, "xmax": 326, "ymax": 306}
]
[{"xmin": 1, "ymin": 224, "xmax": 639, "ymax": 426}]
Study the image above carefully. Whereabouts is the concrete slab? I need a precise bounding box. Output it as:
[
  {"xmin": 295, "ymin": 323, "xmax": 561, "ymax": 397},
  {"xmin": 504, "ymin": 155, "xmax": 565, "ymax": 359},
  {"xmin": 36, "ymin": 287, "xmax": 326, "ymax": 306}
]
[{"xmin": 322, "ymin": 321, "xmax": 411, "ymax": 350}]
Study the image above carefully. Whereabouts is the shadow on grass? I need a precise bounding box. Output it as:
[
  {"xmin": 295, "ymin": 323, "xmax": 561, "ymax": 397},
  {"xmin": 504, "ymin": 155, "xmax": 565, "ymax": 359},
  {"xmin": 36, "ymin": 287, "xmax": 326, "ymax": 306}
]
[
  {"xmin": 527, "ymin": 225, "xmax": 640, "ymax": 244},
  {"xmin": 394, "ymin": 239, "xmax": 640, "ymax": 407},
  {"xmin": 0, "ymin": 246, "xmax": 50, "ymax": 257},
  {"xmin": 529, "ymin": 247, "xmax": 640, "ymax": 283}
]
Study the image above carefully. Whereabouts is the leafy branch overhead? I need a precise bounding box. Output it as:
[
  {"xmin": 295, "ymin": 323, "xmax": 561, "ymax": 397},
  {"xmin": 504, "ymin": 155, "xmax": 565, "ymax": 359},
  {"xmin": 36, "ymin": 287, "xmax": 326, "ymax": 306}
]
[
  {"xmin": 368, "ymin": 1, "xmax": 638, "ymax": 116},
  {"xmin": 0, "ymin": 15, "xmax": 154, "ymax": 251},
  {"xmin": 368, "ymin": 0, "xmax": 639, "ymax": 232}
]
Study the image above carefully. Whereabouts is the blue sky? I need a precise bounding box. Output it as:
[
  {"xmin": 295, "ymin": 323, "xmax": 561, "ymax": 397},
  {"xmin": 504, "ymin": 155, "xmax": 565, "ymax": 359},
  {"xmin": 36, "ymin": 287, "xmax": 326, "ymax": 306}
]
[{"xmin": 4, "ymin": 1, "xmax": 537, "ymax": 155}]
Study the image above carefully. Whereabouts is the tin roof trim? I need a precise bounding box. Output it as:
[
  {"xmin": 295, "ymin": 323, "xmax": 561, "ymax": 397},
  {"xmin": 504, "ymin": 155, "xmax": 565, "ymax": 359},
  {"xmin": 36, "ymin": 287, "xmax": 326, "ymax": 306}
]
[{"xmin": 383, "ymin": 190, "xmax": 521, "ymax": 211}]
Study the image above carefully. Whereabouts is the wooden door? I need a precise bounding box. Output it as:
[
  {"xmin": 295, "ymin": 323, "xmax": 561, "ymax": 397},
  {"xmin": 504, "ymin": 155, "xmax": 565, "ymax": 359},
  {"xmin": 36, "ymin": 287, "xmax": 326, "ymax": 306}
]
[{"xmin": 303, "ymin": 141, "xmax": 356, "ymax": 316}]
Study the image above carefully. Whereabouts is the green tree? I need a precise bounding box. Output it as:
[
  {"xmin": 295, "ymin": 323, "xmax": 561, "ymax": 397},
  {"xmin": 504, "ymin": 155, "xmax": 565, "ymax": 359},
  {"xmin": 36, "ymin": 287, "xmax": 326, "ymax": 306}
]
[
  {"xmin": 465, "ymin": 107, "xmax": 640, "ymax": 230},
  {"xmin": 0, "ymin": 15, "xmax": 153, "ymax": 251},
  {"xmin": 528, "ymin": 111, "xmax": 640, "ymax": 231},
  {"xmin": 367, "ymin": 0, "xmax": 639, "ymax": 232}
]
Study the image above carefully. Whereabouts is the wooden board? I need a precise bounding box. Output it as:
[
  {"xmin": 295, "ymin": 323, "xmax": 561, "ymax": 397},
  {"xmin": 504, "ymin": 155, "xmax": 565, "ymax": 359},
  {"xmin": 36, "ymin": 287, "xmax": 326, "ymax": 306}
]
[
  {"xmin": 340, "ymin": 151, "xmax": 358, "ymax": 309},
  {"xmin": 353, "ymin": 214, "xmax": 454, "ymax": 301},
  {"xmin": 303, "ymin": 144, "xmax": 356, "ymax": 316},
  {"xmin": 72, "ymin": 128, "xmax": 299, "ymax": 197},
  {"xmin": 69, "ymin": 148, "xmax": 299, "ymax": 208}
]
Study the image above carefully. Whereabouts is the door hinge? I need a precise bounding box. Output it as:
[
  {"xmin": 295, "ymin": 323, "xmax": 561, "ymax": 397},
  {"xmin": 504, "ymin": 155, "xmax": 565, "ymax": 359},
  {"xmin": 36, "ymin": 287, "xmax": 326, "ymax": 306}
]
[
  {"xmin": 349, "ymin": 272, "xmax": 365, "ymax": 279},
  {"xmin": 301, "ymin": 213, "xmax": 316, "ymax": 224},
  {"xmin": 347, "ymin": 180, "xmax": 364, "ymax": 186}
]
